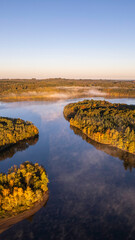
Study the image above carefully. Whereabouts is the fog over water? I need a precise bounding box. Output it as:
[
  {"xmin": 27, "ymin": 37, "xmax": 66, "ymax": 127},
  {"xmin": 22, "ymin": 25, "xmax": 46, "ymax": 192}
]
[
  {"xmin": 3, "ymin": 87, "xmax": 107, "ymax": 101},
  {"xmin": 0, "ymin": 97, "xmax": 135, "ymax": 240}
]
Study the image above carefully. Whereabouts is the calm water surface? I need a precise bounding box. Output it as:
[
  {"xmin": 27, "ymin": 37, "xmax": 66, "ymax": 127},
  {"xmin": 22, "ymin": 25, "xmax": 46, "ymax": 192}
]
[{"xmin": 0, "ymin": 98, "xmax": 135, "ymax": 240}]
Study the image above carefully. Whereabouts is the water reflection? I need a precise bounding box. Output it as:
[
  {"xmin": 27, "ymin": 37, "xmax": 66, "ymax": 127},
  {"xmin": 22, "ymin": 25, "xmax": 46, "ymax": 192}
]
[
  {"xmin": 70, "ymin": 125, "xmax": 135, "ymax": 171},
  {"xmin": 0, "ymin": 135, "xmax": 49, "ymax": 235},
  {"xmin": 1, "ymin": 99, "xmax": 135, "ymax": 240},
  {"xmin": 0, "ymin": 136, "xmax": 39, "ymax": 161},
  {"xmin": 0, "ymin": 191, "xmax": 49, "ymax": 235}
]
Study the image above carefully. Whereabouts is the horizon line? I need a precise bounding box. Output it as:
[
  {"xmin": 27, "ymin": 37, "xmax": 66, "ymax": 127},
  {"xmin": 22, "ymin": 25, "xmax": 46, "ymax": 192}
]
[{"xmin": 0, "ymin": 78, "xmax": 135, "ymax": 81}]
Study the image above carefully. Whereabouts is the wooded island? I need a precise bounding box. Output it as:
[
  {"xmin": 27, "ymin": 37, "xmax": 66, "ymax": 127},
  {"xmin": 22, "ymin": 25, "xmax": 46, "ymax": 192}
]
[
  {"xmin": 0, "ymin": 162, "xmax": 49, "ymax": 218},
  {"xmin": 64, "ymin": 100, "xmax": 135, "ymax": 154},
  {"xmin": 0, "ymin": 117, "xmax": 39, "ymax": 150}
]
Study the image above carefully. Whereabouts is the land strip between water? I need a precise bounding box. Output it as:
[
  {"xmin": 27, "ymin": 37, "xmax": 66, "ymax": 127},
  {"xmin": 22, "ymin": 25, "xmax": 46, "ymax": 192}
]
[{"xmin": 0, "ymin": 79, "xmax": 135, "ymax": 101}]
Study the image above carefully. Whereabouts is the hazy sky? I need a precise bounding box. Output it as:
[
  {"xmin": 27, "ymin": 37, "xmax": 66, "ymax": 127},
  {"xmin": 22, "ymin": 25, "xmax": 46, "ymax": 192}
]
[{"xmin": 0, "ymin": 0, "xmax": 135, "ymax": 79}]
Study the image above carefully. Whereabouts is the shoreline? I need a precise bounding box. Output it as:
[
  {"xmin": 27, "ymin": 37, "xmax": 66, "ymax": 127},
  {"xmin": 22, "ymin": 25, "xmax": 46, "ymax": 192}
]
[
  {"xmin": 0, "ymin": 134, "xmax": 39, "ymax": 153},
  {"xmin": 0, "ymin": 117, "xmax": 39, "ymax": 150},
  {"xmin": 0, "ymin": 95, "xmax": 135, "ymax": 103},
  {"xmin": 63, "ymin": 100, "xmax": 135, "ymax": 156},
  {"xmin": 0, "ymin": 191, "xmax": 49, "ymax": 234},
  {"xmin": 70, "ymin": 123, "xmax": 135, "ymax": 156}
]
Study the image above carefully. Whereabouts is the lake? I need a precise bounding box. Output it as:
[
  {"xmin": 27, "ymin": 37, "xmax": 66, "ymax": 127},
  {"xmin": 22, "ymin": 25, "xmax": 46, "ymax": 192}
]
[{"xmin": 0, "ymin": 97, "xmax": 135, "ymax": 240}]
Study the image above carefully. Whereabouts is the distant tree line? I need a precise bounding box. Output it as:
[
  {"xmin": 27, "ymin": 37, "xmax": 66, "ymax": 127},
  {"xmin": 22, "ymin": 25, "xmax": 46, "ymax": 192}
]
[{"xmin": 0, "ymin": 79, "xmax": 135, "ymax": 98}]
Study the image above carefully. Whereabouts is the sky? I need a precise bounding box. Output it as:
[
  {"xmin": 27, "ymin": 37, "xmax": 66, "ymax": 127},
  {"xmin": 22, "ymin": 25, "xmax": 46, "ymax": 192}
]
[{"xmin": 0, "ymin": 0, "xmax": 135, "ymax": 79}]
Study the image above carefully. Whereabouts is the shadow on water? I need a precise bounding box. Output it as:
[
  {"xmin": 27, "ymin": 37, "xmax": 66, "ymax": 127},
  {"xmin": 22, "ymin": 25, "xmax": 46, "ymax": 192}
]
[
  {"xmin": 0, "ymin": 136, "xmax": 39, "ymax": 161},
  {"xmin": 70, "ymin": 125, "xmax": 135, "ymax": 171}
]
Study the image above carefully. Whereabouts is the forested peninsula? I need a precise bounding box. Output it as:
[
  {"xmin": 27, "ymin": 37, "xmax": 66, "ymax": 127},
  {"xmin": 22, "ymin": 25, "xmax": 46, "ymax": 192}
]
[
  {"xmin": 0, "ymin": 162, "xmax": 49, "ymax": 218},
  {"xmin": 0, "ymin": 117, "xmax": 39, "ymax": 150},
  {"xmin": 64, "ymin": 100, "xmax": 135, "ymax": 154}
]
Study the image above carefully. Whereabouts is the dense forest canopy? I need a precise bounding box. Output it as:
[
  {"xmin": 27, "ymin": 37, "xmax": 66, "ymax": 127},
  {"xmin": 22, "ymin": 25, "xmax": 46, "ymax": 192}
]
[
  {"xmin": 0, "ymin": 162, "xmax": 49, "ymax": 218},
  {"xmin": 0, "ymin": 117, "xmax": 39, "ymax": 150},
  {"xmin": 64, "ymin": 100, "xmax": 135, "ymax": 154}
]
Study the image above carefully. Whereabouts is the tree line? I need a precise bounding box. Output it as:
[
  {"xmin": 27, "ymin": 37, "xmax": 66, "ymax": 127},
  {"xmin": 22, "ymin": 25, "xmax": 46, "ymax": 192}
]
[
  {"xmin": 0, "ymin": 117, "xmax": 39, "ymax": 150},
  {"xmin": 64, "ymin": 99, "xmax": 135, "ymax": 154}
]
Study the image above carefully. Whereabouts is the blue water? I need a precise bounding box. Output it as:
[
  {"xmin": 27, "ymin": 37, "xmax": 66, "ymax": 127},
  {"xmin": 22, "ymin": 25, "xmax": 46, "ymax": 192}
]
[{"xmin": 0, "ymin": 97, "xmax": 135, "ymax": 240}]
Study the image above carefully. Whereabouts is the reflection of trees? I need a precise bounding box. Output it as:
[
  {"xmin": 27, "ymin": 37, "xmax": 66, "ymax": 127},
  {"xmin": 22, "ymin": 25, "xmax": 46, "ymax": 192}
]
[
  {"xmin": 70, "ymin": 125, "xmax": 135, "ymax": 171},
  {"xmin": 0, "ymin": 191, "xmax": 49, "ymax": 234},
  {"xmin": 0, "ymin": 136, "xmax": 39, "ymax": 161}
]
